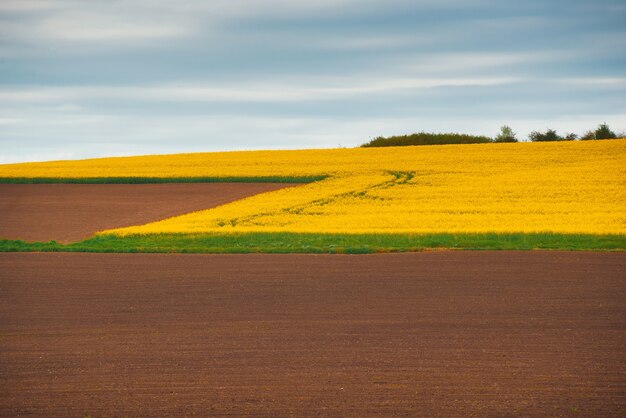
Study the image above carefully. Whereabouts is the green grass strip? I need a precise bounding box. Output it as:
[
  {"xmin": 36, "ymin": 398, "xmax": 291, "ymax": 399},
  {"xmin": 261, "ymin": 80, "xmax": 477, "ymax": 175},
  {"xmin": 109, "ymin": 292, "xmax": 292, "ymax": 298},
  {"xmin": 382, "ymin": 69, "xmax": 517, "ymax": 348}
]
[
  {"xmin": 0, "ymin": 176, "xmax": 327, "ymax": 184},
  {"xmin": 1, "ymin": 232, "xmax": 624, "ymax": 253}
]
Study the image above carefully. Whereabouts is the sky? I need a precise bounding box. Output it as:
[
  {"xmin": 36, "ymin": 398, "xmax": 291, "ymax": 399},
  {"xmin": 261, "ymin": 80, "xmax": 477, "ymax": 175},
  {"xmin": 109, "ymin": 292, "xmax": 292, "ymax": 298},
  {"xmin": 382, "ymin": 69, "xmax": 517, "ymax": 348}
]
[{"xmin": 0, "ymin": 0, "xmax": 625, "ymax": 163}]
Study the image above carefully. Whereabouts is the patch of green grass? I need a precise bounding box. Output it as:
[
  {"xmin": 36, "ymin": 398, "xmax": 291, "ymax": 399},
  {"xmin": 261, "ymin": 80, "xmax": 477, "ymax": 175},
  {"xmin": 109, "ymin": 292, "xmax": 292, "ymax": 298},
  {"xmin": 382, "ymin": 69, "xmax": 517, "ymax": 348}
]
[
  {"xmin": 1, "ymin": 232, "xmax": 624, "ymax": 253},
  {"xmin": 0, "ymin": 176, "xmax": 326, "ymax": 184}
]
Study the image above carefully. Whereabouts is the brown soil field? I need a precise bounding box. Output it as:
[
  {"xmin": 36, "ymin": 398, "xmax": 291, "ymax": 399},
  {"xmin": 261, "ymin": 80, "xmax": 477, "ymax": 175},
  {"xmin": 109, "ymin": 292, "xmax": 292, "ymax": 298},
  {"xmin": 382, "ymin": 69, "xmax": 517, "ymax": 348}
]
[
  {"xmin": 0, "ymin": 251, "xmax": 624, "ymax": 416},
  {"xmin": 0, "ymin": 183, "xmax": 293, "ymax": 243}
]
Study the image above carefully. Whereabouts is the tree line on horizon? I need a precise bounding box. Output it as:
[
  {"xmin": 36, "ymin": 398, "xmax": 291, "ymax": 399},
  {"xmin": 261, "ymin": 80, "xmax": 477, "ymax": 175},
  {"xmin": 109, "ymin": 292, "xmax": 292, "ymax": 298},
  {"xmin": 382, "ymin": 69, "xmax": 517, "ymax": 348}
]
[{"xmin": 361, "ymin": 123, "xmax": 623, "ymax": 147}]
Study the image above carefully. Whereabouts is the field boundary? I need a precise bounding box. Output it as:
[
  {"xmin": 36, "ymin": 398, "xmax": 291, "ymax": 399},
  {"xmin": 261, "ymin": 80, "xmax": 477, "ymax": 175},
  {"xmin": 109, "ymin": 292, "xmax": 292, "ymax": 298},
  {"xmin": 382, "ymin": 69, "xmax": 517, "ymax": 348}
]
[
  {"xmin": 0, "ymin": 176, "xmax": 327, "ymax": 184},
  {"xmin": 1, "ymin": 232, "xmax": 624, "ymax": 253}
]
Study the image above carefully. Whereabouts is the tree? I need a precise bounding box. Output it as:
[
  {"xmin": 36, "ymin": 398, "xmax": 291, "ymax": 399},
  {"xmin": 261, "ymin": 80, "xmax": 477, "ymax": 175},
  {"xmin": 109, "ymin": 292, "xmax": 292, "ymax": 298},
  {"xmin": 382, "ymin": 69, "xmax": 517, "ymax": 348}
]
[
  {"xmin": 580, "ymin": 130, "xmax": 595, "ymax": 140},
  {"xmin": 564, "ymin": 133, "xmax": 578, "ymax": 141},
  {"xmin": 529, "ymin": 129, "xmax": 562, "ymax": 142},
  {"xmin": 494, "ymin": 125, "xmax": 517, "ymax": 142},
  {"xmin": 594, "ymin": 123, "xmax": 616, "ymax": 140},
  {"xmin": 528, "ymin": 131, "xmax": 541, "ymax": 142}
]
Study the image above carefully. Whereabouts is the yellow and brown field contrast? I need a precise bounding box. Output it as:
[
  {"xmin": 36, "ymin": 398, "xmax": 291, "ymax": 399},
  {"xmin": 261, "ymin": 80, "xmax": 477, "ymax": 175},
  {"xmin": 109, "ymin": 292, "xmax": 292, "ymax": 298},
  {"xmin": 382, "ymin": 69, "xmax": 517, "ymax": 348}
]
[
  {"xmin": 2, "ymin": 143, "xmax": 625, "ymax": 415},
  {"xmin": 4, "ymin": 1, "xmax": 626, "ymax": 416},
  {"xmin": 1, "ymin": 139, "xmax": 624, "ymax": 239}
]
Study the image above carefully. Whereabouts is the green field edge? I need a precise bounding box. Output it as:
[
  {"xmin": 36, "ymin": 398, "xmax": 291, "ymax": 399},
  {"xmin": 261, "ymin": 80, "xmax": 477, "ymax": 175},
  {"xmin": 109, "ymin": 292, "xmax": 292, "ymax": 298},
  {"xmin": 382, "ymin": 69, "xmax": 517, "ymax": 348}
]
[
  {"xmin": 0, "ymin": 176, "xmax": 327, "ymax": 184},
  {"xmin": 1, "ymin": 233, "xmax": 624, "ymax": 253}
]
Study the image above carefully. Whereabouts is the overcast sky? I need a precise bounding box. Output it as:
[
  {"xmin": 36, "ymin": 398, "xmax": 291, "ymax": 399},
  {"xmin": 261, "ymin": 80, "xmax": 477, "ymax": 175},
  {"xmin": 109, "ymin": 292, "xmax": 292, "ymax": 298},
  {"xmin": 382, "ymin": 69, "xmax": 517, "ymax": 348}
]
[{"xmin": 1, "ymin": 0, "xmax": 625, "ymax": 163}]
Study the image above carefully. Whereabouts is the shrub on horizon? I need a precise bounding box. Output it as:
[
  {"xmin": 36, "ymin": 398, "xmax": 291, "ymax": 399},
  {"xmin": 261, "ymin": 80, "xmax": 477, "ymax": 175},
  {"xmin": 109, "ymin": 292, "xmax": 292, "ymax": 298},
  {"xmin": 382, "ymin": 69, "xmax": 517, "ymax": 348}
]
[
  {"xmin": 361, "ymin": 132, "xmax": 492, "ymax": 147},
  {"xmin": 529, "ymin": 129, "xmax": 563, "ymax": 142},
  {"xmin": 595, "ymin": 123, "xmax": 617, "ymax": 140}
]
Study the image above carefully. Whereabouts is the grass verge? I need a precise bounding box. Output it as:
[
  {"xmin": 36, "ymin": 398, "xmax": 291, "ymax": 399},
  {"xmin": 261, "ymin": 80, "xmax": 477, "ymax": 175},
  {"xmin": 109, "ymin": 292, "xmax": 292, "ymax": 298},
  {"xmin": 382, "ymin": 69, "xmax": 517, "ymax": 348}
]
[
  {"xmin": 1, "ymin": 232, "xmax": 624, "ymax": 253},
  {"xmin": 0, "ymin": 176, "xmax": 326, "ymax": 184}
]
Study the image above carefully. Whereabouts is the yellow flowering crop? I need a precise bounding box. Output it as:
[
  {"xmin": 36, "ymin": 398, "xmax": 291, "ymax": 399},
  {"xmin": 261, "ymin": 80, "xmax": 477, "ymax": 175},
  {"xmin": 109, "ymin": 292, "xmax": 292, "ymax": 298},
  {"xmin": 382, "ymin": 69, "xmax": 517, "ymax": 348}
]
[{"xmin": 1, "ymin": 140, "xmax": 624, "ymax": 235}]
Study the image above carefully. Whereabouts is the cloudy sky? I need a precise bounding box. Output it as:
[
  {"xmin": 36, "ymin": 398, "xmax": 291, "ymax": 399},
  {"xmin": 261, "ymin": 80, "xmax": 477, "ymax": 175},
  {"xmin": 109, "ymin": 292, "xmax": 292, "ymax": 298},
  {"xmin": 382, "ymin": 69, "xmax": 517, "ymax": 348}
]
[{"xmin": 1, "ymin": 0, "xmax": 624, "ymax": 163}]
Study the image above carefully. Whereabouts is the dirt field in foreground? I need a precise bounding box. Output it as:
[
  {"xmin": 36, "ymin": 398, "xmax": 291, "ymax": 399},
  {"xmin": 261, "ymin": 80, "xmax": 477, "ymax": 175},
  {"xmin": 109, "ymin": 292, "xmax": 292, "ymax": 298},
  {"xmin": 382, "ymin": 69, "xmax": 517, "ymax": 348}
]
[
  {"xmin": 0, "ymin": 183, "xmax": 293, "ymax": 243},
  {"xmin": 0, "ymin": 252, "xmax": 624, "ymax": 416}
]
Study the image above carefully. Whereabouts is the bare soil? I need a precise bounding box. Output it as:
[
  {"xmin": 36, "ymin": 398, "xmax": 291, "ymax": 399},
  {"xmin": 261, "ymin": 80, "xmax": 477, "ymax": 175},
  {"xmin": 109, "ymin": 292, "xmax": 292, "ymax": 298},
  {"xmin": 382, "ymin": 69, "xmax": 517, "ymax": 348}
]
[
  {"xmin": 0, "ymin": 183, "xmax": 293, "ymax": 243},
  {"xmin": 0, "ymin": 251, "xmax": 624, "ymax": 416}
]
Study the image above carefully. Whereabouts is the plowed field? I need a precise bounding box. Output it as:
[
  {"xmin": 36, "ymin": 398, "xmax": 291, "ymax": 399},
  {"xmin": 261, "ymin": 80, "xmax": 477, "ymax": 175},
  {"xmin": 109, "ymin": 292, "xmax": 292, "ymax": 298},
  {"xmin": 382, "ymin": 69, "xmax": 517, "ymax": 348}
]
[
  {"xmin": 0, "ymin": 183, "xmax": 293, "ymax": 242},
  {"xmin": 1, "ymin": 252, "xmax": 624, "ymax": 416}
]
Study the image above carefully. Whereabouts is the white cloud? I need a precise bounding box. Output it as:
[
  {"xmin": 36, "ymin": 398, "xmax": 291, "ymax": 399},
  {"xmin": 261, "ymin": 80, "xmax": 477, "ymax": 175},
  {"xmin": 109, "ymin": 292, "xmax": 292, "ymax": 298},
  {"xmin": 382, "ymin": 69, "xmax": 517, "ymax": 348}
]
[
  {"xmin": 36, "ymin": 14, "xmax": 187, "ymax": 42},
  {"xmin": 0, "ymin": 1, "xmax": 59, "ymax": 12},
  {"xmin": 558, "ymin": 77, "xmax": 626, "ymax": 87},
  {"xmin": 1, "ymin": 12, "xmax": 190, "ymax": 46},
  {"xmin": 309, "ymin": 34, "xmax": 418, "ymax": 50},
  {"xmin": 409, "ymin": 51, "xmax": 568, "ymax": 73},
  {"xmin": 0, "ymin": 76, "xmax": 520, "ymax": 105},
  {"xmin": 0, "ymin": 0, "xmax": 495, "ymax": 51},
  {"xmin": 126, "ymin": 0, "xmax": 472, "ymax": 19},
  {"xmin": 0, "ymin": 117, "xmax": 24, "ymax": 125}
]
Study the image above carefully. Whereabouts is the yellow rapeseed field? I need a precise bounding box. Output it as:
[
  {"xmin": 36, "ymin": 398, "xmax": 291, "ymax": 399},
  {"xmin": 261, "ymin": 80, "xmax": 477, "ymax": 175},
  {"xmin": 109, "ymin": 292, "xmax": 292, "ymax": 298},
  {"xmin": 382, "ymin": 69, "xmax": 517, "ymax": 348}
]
[{"xmin": 1, "ymin": 140, "xmax": 624, "ymax": 235}]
